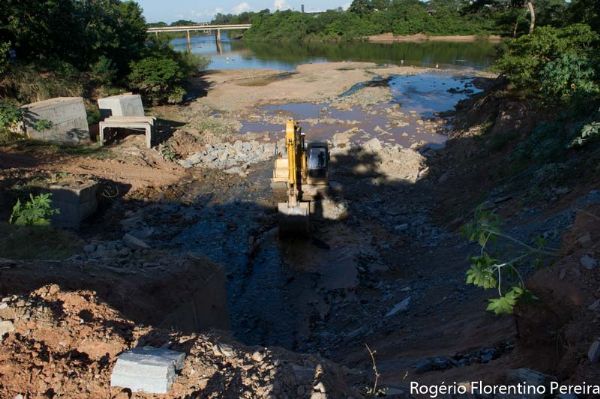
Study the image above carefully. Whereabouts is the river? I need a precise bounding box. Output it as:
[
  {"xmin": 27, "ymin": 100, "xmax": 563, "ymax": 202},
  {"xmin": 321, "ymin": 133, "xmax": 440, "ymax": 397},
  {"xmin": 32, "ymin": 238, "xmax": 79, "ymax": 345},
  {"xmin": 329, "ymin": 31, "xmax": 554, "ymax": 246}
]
[{"xmin": 170, "ymin": 31, "xmax": 497, "ymax": 71}]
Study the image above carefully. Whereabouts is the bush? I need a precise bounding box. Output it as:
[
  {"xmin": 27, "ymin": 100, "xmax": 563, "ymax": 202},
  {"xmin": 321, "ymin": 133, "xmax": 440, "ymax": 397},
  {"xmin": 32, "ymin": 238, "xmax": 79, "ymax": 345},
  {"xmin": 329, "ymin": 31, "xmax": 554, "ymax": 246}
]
[
  {"xmin": 0, "ymin": 100, "xmax": 23, "ymax": 130},
  {"xmin": 9, "ymin": 193, "xmax": 59, "ymax": 226},
  {"xmin": 0, "ymin": 41, "xmax": 11, "ymax": 76},
  {"xmin": 570, "ymin": 121, "xmax": 600, "ymax": 147},
  {"xmin": 494, "ymin": 24, "xmax": 599, "ymax": 102},
  {"xmin": 540, "ymin": 53, "xmax": 599, "ymax": 100},
  {"xmin": 90, "ymin": 55, "xmax": 118, "ymax": 86},
  {"xmin": 128, "ymin": 56, "xmax": 185, "ymax": 105},
  {"xmin": 128, "ymin": 38, "xmax": 208, "ymax": 105}
]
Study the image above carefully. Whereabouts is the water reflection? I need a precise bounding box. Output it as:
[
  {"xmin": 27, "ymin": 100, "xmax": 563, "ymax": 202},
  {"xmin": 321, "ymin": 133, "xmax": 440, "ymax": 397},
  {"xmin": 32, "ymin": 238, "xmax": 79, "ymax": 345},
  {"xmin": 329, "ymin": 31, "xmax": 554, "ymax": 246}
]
[{"xmin": 171, "ymin": 32, "xmax": 497, "ymax": 71}]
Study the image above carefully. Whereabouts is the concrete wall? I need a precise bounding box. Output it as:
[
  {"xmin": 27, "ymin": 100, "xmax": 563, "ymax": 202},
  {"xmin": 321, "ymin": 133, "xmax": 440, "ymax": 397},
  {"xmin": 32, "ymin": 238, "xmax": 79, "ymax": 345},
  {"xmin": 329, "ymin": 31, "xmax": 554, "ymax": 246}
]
[
  {"xmin": 21, "ymin": 97, "xmax": 90, "ymax": 144},
  {"xmin": 98, "ymin": 94, "xmax": 144, "ymax": 119}
]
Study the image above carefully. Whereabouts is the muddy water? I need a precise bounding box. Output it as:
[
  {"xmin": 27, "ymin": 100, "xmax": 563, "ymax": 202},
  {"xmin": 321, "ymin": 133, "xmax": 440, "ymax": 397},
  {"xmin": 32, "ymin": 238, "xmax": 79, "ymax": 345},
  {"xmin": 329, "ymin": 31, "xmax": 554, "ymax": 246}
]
[{"xmin": 240, "ymin": 73, "xmax": 481, "ymax": 148}]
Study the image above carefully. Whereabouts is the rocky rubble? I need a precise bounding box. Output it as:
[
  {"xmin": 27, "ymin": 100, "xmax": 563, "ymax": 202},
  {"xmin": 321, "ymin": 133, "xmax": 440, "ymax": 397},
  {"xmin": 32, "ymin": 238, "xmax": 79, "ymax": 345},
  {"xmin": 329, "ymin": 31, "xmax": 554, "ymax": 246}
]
[
  {"xmin": 331, "ymin": 136, "xmax": 426, "ymax": 183},
  {"xmin": 0, "ymin": 285, "xmax": 364, "ymax": 398},
  {"xmin": 178, "ymin": 139, "xmax": 277, "ymax": 175}
]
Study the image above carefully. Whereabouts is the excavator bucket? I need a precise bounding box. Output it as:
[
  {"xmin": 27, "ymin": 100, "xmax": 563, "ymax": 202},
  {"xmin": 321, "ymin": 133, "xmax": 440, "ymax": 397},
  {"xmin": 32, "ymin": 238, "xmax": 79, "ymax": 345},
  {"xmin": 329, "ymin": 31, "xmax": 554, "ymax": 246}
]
[{"xmin": 278, "ymin": 202, "xmax": 310, "ymax": 236}]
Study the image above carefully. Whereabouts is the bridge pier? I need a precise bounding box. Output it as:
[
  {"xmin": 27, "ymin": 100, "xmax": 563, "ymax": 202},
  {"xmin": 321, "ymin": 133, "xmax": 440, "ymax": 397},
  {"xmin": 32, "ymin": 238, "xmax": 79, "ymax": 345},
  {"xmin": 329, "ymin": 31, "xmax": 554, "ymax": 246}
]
[
  {"xmin": 186, "ymin": 30, "xmax": 191, "ymax": 52},
  {"xmin": 215, "ymin": 29, "xmax": 221, "ymax": 43}
]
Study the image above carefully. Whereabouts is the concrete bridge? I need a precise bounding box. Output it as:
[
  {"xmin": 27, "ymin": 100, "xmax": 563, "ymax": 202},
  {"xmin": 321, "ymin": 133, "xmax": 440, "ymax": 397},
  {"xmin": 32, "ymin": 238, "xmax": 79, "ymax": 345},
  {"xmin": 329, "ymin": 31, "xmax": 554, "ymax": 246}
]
[{"xmin": 148, "ymin": 24, "xmax": 252, "ymax": 51}]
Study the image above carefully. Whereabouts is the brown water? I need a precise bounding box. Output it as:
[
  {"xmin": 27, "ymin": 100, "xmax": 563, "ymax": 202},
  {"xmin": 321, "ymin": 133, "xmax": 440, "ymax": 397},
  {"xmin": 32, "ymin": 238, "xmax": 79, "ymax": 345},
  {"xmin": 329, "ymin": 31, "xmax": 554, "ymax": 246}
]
[{"xmin": 239, "ymin": 72, "xmax": 481, "ymax": 148}]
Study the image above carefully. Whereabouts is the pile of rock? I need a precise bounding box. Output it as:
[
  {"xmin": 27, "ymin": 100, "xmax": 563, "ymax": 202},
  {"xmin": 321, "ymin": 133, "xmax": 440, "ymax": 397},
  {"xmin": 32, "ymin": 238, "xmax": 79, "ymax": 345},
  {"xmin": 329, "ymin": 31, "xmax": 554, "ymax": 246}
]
[
  {"xmin": 331, "ymin": 136, "xmax": 426, "ymax": 183},
  {"xmin": 178, "ymin": 140, "xmax": 278, "ymax": 174},
  {"xmin": 0, "ymin": 285, "xmax": 363, "ymax": 398}
]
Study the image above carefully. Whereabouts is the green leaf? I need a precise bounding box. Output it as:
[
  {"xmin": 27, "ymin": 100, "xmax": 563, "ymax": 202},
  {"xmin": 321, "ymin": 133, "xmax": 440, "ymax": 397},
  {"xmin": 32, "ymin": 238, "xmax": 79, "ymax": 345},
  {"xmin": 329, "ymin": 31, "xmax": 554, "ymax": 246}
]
[
  {"xmin": 9, "ymin": 193, "xmax": 58, "ymax": 226},
  {"xmin": 486, "ymin": 287, "xmax": 525, "ymax": 315},
  {"xmin": 466, "ymin": 253, "xmax": 498, "ymax": 289}
]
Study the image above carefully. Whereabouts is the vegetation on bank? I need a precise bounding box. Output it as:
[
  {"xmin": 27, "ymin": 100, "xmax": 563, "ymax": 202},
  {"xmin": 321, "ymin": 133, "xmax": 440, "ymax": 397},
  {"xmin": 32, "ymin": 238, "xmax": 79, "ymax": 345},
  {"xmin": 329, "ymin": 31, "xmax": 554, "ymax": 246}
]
[
  {"xmin": 463, "ymin": 16, "xmax": 600, "ymax": 313},
  {"xmin": 211, "ymin": 0, "xmax": 587, "ymax": 42},
  {"xmin": 0, "ymin": 0, "xmax": 208, "ymax": 116}
]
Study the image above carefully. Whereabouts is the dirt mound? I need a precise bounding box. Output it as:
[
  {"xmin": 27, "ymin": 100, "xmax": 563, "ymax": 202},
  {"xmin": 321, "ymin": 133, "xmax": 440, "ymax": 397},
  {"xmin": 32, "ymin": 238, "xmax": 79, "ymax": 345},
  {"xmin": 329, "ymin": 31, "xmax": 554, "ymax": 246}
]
[
  {"xmin": 331, "ymin": 137, "xmax": 426, "ymax": 183},
  {"xmin": 512, "ymin": 204, "xmax": 600, "ymax": 383},
  {"xmin": 0, "ymin": 285, "xmax": 364, "ymax": 398}
]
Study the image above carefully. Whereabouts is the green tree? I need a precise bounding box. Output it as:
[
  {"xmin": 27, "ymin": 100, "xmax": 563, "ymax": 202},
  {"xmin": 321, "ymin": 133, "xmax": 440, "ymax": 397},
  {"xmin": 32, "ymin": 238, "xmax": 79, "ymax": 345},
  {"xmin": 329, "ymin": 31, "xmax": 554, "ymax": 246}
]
[{"xmin": 494, "ymin": 23, "xmax": 599, "ymax": 100}]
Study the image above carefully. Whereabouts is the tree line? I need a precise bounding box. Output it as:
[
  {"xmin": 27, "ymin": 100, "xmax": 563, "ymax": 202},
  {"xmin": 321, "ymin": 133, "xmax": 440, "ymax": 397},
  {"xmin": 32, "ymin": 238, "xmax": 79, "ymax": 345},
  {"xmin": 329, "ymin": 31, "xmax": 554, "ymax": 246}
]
[
  {"xmin": 235, "ymin": 0, "xmax": 595, "ymax": 42},
  {"xmin": 0, "ymin": 0, "xmax": 207, "ymax": 107}
]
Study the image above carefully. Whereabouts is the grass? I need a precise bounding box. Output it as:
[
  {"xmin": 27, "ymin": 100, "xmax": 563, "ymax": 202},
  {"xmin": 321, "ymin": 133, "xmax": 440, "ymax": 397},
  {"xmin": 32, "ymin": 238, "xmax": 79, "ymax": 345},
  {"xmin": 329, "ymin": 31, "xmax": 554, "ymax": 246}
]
[
  {"xmin": 190, "ymin": 115, "xmax": 240, "ymax": 137},
  {"xmin": 0, "ymin": 222, "xmax": 82, "ymax": 260}
]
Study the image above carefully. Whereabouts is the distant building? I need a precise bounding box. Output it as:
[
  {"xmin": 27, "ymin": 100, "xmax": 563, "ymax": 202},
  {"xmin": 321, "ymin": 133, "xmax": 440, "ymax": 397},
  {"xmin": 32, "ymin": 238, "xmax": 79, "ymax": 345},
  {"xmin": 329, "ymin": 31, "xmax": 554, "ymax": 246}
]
[{"xmin": 301, "ymin": 4, "xmax": 305, "ymax": 13}]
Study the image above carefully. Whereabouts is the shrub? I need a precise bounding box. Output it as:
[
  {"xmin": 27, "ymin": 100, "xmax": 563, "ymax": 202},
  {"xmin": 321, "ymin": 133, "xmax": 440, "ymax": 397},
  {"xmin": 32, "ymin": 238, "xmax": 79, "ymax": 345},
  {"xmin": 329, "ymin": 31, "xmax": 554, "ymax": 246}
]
[
  {"xmin": 540, "ymin": 53, "xmax": 599, "ymax": 100},
  {"xmin": 128, "ymin": 38, "xmax": 208, "ymax": 105},
  {"xmin": 9, "ymin": 193, "xmax": 59, "ymax": 226},
  {"xmin": 90, "ymin": 55, "xmax": 118, "ymax": 86},
  {"xmin": 0, "ymin": 41, "xmax": 11, "ymax": 76},
  {"xmin": 570, "ymin": 121, "xmax": 600, "ymax": 147},
  {"xmin": 128, "ymin": 56, "xmax": 185, "ymax": 105},
  {"xmin": 0, "ymin": 100, "xmax": 23, "ymax": 130},
  {"xmin": 494, "ymin": 24, "xmax": 599, "ymax": 102}
]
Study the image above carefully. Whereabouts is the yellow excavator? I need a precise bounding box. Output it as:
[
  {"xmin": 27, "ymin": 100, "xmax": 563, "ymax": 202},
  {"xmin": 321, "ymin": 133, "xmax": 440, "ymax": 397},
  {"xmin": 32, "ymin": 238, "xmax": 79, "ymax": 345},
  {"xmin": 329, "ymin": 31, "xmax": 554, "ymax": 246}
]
[{"xmin": 271, "ymin": 119, "xmax": 329, "ymax": 235}]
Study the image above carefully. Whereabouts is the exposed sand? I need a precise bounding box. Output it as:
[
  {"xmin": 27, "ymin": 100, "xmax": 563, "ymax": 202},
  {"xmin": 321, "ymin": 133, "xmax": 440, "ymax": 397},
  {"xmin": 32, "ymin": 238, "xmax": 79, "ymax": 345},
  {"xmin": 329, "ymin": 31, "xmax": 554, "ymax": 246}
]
[
  {"xmin": 198, "ymin": 62, "xmax": 496, "ymax": 112},
  {"xmin": 368, "ymin": 33, "xmax": 503, "ymax": 43}
]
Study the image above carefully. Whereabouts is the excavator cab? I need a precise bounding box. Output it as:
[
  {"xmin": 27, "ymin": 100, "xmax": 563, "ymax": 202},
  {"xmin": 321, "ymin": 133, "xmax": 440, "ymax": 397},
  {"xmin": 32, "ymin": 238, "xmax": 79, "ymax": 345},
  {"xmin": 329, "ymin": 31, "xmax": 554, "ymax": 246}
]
[
  {"xmin": 307, "ymin": 142, "xmax": 329, "ymax": 180},
  {"xmin": 271, "ymin": 120, "xmax": 329, "ymax": 236}
]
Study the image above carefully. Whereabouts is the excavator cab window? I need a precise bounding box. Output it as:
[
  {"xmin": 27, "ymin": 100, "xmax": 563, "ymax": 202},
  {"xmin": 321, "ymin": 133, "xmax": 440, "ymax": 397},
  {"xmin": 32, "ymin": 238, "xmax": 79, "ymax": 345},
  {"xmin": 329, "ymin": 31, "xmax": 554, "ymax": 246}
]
[{"xmin": 307, "ymin": 145, "xmax": 328, "ymax": 178}]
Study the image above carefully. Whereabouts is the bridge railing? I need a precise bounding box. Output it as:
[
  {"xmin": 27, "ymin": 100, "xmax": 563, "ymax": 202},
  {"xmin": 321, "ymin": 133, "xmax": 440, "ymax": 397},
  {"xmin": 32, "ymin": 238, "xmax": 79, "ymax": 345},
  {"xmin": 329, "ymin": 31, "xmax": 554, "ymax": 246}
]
[{"xmin": 147, "ymin": 24, "xmax": 252, "ymax": 33}]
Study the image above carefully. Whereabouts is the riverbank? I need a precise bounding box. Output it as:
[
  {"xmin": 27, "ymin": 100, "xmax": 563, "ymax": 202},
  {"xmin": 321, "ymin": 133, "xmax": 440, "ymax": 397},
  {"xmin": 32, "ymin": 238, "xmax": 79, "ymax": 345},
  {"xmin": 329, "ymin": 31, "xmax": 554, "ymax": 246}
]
[
  {"xmin": 368, "ymin": 33, "xmax": 503, "ymax": 43},
  {"xmin": 196, "ymin": 62, "xmax": 496, "ymax": 112}
]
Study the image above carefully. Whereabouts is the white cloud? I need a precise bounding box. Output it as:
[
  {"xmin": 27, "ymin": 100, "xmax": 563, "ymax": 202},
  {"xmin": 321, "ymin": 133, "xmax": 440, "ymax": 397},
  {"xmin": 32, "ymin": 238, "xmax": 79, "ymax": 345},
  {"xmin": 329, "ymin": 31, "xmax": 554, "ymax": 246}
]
[
  {"xmin": 274, "ymin": 0, "xmax": 289, "ymax": 11},
  {"xmin": 187, "ymin": 8, "xmax": 224, "ymax": 21},
  {"xmin": 233, "ymin": 2, "xmax": 251, "ymax": 14}
]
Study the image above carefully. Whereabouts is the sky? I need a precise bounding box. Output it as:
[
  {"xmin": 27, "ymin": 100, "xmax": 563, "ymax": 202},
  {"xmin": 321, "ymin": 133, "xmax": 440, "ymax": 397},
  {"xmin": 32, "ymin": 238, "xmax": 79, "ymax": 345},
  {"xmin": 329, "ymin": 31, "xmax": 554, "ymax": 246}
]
[{"xmin": 136, "ymin": 0, "xmax": 350, "ymax": 23}]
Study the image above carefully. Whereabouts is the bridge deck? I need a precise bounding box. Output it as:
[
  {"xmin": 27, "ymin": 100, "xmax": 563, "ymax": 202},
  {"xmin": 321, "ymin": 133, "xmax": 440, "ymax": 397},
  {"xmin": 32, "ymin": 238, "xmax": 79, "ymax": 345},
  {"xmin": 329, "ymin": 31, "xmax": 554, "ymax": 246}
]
[{"xmin": 147, "ymin": 24, "xmax": 251, "ymax": 33}]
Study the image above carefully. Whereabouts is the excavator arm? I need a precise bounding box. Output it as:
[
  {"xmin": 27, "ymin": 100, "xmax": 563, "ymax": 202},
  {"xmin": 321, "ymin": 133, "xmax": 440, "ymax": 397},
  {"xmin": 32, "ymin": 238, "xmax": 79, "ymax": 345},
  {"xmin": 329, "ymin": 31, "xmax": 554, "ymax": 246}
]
[{"xmin": 272, "ymin": 119, "xmax": 329, "ymax": 236}]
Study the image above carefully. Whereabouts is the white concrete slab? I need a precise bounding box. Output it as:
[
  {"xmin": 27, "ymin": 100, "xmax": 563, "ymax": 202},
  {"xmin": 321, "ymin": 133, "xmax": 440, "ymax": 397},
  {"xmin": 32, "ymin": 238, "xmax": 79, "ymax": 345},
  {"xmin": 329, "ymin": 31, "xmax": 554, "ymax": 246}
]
[
  {"xmin": 98, "ymin": 94, "xmax": 144, "ymax": 119},
  {"xmin": 110, "ymin": 346, "xmax": 185, "ymax": 394}
]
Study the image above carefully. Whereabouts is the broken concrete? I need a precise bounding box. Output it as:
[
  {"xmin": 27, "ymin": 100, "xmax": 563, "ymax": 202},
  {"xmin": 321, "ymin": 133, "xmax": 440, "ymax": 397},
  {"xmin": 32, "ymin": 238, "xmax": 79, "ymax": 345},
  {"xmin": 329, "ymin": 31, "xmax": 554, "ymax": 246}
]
[
  {"xmin": 0, "ymin": 320, "xmax": 15, "ymax": 338},
  {"xmin": 98, "ymin": 93, "xmax": 144, "ymax": 119},
  {"xmin": 110, "ymin": 346, "xmax": 185, "ymax": 394},
  {"xmin": 21, "ymin": 97, "xmax": 90, "ymax": 144}
]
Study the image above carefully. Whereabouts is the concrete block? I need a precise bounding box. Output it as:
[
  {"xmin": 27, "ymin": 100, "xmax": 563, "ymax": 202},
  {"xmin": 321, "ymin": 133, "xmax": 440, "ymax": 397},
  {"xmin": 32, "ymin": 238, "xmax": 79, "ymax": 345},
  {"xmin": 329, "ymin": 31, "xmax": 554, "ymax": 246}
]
[
  {"xmin": 21, "ymin": 97, "xmax": 90, "ymax": 143},
  {"xmin": 110, "ymin": 346, "xmax": 185, "ymax": 394},
  {"xmin": 45, "ymin": 181, "xmax": 99, "ymax": 228},
  {"xmin": 98, "ymin": 94, "xmax": 144, "ymax": 119}
]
